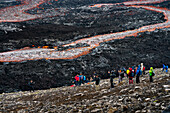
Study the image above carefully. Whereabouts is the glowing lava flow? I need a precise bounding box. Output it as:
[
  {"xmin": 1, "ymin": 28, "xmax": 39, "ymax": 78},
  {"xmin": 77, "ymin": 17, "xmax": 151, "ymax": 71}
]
[
  {"xmin": 0, "ymin": 0, "xmax": 52, "ymax": 22},
  {"xmin": 0, "ymin": 0, "xmax": 170, "ymax": 62},
  {"xmin": 89, "ymin": 0, "xmax": 168, "ymax": 8},
  {"xmin": 123, "ymin": 0, "xmax": 168, "ymax": 5}
]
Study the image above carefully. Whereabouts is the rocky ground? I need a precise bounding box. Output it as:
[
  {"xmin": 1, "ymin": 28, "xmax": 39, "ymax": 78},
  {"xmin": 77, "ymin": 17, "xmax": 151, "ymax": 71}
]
[{"xmin": 0, "ymin": 68, "xmax": 169, "ymax": 113}]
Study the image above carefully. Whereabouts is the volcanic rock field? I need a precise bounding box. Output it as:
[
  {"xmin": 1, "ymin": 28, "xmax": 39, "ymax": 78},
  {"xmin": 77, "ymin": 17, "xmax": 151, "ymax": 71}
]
[{"xmin": 0, "ymin": 0, "xmax": 169, "ymax": 94}]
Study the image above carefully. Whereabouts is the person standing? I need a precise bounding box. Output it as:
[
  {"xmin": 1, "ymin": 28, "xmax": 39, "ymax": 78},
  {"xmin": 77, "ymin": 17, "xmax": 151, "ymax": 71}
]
[
  {"xmin": 136, "ymin": 65, "xmax": 141, "ymax": 84},
  {"xmin": 143, "ymin": 66, "xmax": 146, "ymax": 75},
  {"xmin": 28, "ymin": 80, "xmax": 35, "ymax": 92},
  {"xmin": 121, "ymin": 67, "xmax": 127, "ymax": 78},
  {"xmin": 141, "ymin": 63, "xmax": 144, "ymax": 75},
  {"xmin": 83, "ymin": 75, "xmax": 86, "ymax": 84},
  {"xmin": 162, "ymin": 64, "xmax": 166, "ymax": 72},
  {"xmin": 141, "ymin": 63, "xmax": 145, "ymax": 75},
  {"xmin": 91, "ymin": 71, "xmax": 97, "ymax": 81},
  {"xmin": 110, "ymin": 70, "xmax": 116, "ymax": 88},
  {"xmin": 129, "ymin": 68, "xmax": 134, "ymax": 84},
  {"xmin": 149, "ymin": 67, "xmax": 155, "ymax": 82},
  {"xmin": 75, "ymin": 74, "xmax": 79, "ymax": 86},
  {"xmin": 165, "ymin": 65, "xmax": 168, "ymax": 73},
  {"xmin": 119, "ymin": 70, "xmax": 124, "ymax": 83},
  {"xmin": 116, "ymin": 69, "xmax": 119, "ymax": 78},
  {"xmin": 126, "ymin": 68, "xmax": 130, "ymax": 78},
  {"xmin": 95, "ymin": 75, "xmax": 100, "ymax": 91}
]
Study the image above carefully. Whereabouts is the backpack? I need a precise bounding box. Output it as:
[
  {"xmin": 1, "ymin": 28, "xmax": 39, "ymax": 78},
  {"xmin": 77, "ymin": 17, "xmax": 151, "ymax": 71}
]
[
  {"xmin": 83, "ymin": 76, "xmax": 86, "ymax": 81},
  {"xmin": 136, "ymin": 69, "xmax": 139, "ymax": 75},
  {"xmin": 126, "ymin": 70, "xmax": 130, "ymax": 75},
  {"xmin": 149, "ymin": 70, "xmax": 154, "ymax": 76},
  {"xmin": 152, "ymin": 72, "xmax": 155, "ymax": 76}
]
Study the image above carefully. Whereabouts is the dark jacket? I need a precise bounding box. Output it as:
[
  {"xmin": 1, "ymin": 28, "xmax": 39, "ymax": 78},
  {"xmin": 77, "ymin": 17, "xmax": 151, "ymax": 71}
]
[{"xmin": 95, "ymin": 77, "xmax": 100, "ymax": 85}]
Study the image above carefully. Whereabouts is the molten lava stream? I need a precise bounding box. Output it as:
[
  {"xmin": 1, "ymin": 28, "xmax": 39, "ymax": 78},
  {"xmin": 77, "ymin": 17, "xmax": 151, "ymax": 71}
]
[
  {"xmin": 123, "ymin": 0, "xmax": 168, "ymax": 5},
  {"xmin": 89, "ymin": 0, "xmax": 168, "ymax": 8},
  {"xmin": 64, "ymin": 6, "xmax": 170, "ymax": 47},
  {"xmin": 0, "ymin": 0, "xmax": 170, "ymax": 62},
  {"xmin": 0, "ymin": 0, "xmax": 51, "ymax": 23}
]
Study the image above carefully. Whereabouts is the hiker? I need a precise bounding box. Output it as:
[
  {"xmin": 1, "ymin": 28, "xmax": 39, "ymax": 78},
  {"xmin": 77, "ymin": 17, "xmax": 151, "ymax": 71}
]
[
  {"xmin": 165, "ymin": 65, "xmax": 168, "ymax": 73},
  {"xmin": 109, "ymin": 70, "xmax": 116, "ymax": 88},
  {"xmin": 119, "ymin": 70, "xmax": 124, "ymax": 83},
  {"xmin": 126, "ymin": 68, "xmax": 130, "ymax": 78},
  {"xmin": 75, "ymin": 74, "xmax": 79, "ymax": 86},
  {"xmin": 79, "ymin": 72, "xmax": 83, "ymax": 86},
  {"xmin": 135, "ymin": 66, "xmax": 138, "ymax": 75},
  {"xmin": 149, "ymin": 67, "xmax": 155, "ymax": 82},
  {"xmin": 83, "ymin": 75, "xmax": 86, "ymax": 84},
  {"xmin": 162, "ymin": 64, "xmax": 166, "ymax": 72},
  {"xmin": 108, "ymin": 71, "xmax": 111, "ymax": 78},
  {"xmin": 95, "ymin": 75, "xmax": 100, "ymax": 90},
  {"xmin": 141, "ymin": 63, "xmax": 145, "ymax": 75},
  {"xmin": 129, "ymin": 68, "xmax": 134, "ymax": 84},
  {"xmin": 91, "ymin": 71, "xmax": 97, "ymax": 81},
  {"xmin": 116, "ymin": 69, "xmax": 119, "ymax": 77},
  {"xmin": 136, "ymin": 65, "xmax": 141, "ymax": 84},
  {"xmin": 141, "ymin": 63, "xmax": 143, "ymax": 75},
  {"xmin": 86, "ymin": 77, "xmax": 90, "ymax": 83},
  {"xmin": 122, "ymin": 67, "xmax": 127, "ymax": 77},
  {"xmin": 132, "ymin": 66, "xmax": 135, "ymax": 76},
  {"xmin": 28, "ymin": 80, "xmax": 35, "ymax": 92},
  {"xmin": 143, "ymin": 66, "xmax": 146, "ymax": 75}
]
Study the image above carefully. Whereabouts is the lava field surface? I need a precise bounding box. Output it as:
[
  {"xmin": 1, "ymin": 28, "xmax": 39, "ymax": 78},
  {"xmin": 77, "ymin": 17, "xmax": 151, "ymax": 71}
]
[{"xmin": 0, "ymin": 0, "xmax": 169, "ymax": 93}]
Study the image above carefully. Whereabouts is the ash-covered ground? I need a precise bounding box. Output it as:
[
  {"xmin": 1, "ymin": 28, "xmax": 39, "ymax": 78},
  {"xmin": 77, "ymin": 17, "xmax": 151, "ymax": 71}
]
[{"xmin": 0, "ymin": 0, "xmax": 169, "ymax": 93}]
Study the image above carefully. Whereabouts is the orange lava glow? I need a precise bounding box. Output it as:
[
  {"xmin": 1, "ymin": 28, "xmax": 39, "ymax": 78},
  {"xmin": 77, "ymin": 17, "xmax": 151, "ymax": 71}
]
[
  {"xmin": 0, "ymin": 0, "xmax": 60, "ymax": 23},
  {"xmin": 123, "ymin": 0, "xmax": 168, "ymax": 5},
  {"xmin": 0, "ymin": 0, "xmax": 170, "ymax": 62},
  {"xmin": 89, "ymin": 3, "xmax": 120, "ymax": 8}
]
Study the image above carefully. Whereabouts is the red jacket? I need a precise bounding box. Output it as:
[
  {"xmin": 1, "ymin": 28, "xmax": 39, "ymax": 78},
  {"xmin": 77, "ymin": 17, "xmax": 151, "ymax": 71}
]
[{"xmin": 75, "ymin": 75, "xmax": 79, "ymax": 81}]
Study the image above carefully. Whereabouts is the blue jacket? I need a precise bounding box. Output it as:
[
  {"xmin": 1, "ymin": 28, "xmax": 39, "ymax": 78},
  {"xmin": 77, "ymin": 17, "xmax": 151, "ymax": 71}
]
[
  {"xmin": 166, "ymin": 66, "xmax": 168, "ymax": 70},
  {"xmin": 136, "ymin": 65, "xmax": 141, "ymax": 75},
  {"xmin": 79, "ymin": 75, "xmax": 83, "ymax": 80}
]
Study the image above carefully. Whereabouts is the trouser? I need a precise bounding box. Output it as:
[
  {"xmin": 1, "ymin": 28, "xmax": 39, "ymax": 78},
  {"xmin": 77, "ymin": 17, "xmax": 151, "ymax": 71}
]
[
  {"xmin": 136, "ymin": 76, "xmax": 140, "ymax": 84},
  {"xmin": 29, "ymin": 86, "xmax": 34, "ymax": 92},
  {"xmin": 162, "ymin": 68, "xmax": 165, "ymax": 72},
  {"xmin": 150, "ymin": 76, "xmax": 153, "ymax": 82},
  {"xmin": 129, "ymin": 78, "xmax": 133, "ymax": 84},
  {"xmin": 75, "ymin": 81, "xmax": 78, "ymax": 86},
  {"xmin": 111, "ymin": 82, "xmax": 114, "ymax": 88},
  {"xmin": 166, "ymin": 69, "xmax": 168, "ymax": 73},
  {"xmin": 95, "ymin": 85, "xmax": 99, "ymax": 90},
  {"xmin": 119, "ymin": 76, "xmax": 122, "ymax": 83},
  {"xmin": 78, "ymin": 80, "xmax": 82, "ymax": 86}
]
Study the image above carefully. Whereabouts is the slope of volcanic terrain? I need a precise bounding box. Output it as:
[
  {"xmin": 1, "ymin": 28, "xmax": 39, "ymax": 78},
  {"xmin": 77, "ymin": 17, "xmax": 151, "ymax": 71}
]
[
  {"xmin": 0, "ymin": 69, "xmax": 169, "ymax": 112},
  {"xmin": 0, "ymin": 0, "xmax": 169, "ymax": 93}
]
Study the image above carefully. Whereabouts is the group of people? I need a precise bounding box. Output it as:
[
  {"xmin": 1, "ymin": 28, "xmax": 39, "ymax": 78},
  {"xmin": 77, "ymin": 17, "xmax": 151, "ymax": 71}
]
[
  {"xmin": 73, "ymin": 63, "xmax": 169, "ymax": 89},
  {"xmin": 74, "ymin": 73, "xmax": 87, "ymax": 86},
  {"xmin": 107, "ymin": 63, "xmax": 146, "ymax": 88},
  {"xmin": 28, "ymin": 63, "xmax": 168, "ymax": 92}
]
